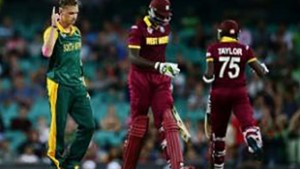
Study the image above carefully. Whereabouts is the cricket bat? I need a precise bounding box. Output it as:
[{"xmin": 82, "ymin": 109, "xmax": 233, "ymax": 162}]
[
  {"xmin": 172, "ymin": 106, "xmax": 191, "ymax": 143},
  {"xmin": 204, "ymin": 113, "xmax": 211, "ymax": 139}
]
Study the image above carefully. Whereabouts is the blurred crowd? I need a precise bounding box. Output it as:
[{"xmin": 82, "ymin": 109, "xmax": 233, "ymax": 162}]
[{"xmin": 0, "ymin": 5, "xmax": 300, "ymax": 169}]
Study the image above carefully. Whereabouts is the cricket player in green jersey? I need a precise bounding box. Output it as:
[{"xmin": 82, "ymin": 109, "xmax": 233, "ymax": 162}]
[{"xmin": 42, "ymin": 0, "xmax": 95, "ymax": 169}]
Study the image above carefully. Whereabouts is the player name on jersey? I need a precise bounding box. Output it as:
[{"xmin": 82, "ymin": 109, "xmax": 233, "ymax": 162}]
[
  {"xmin": 146, "ymin": 36, "xmax": 169, "ymax": 45},
  {"xmin": 218, "ymin": 47, "xmax": 242, "ymax": 55}
]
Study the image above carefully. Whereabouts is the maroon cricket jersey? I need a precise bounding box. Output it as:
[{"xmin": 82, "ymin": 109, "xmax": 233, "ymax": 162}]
[
  {"xmin": 128, "ymin": 16, "xmax": 171, "ymax": 71},
  {"xmin": 206, "ymin": 37, "xmax": 257, "ymax": 88}
]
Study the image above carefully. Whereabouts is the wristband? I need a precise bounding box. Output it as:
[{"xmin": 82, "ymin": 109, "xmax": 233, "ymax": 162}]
[
  {"xmin": 203, "ymin": 75, "xmax": 215, "ymax": 83},
  {"xmin": 154, "ymin": 62, "xmax": 160, "ymax": 70}
]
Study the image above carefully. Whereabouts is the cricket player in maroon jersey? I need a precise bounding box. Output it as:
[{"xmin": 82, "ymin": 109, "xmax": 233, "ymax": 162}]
[
  {"xmin": 203, "ymin": 20, "xmax": 269, "ymax": 169},
  {"xmin": 122, "ymin": 0, "xmax": 193, "ymax": 169}
]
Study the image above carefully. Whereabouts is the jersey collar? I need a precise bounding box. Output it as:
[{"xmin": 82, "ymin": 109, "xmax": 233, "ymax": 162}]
[
  {"xmin": 220, "ymin": 36, "xmax": 237, "ymax": 42},
  {"xmin": 143, "ymin": 16, "xmax": 152, "ymax": 27},
  {"xmin": 143, "ymin": 16, "xmax": 160, "ymax": 30},
  {"xmin": 57, "ymin": 22, "xmax": 76, "ymax": 35}
]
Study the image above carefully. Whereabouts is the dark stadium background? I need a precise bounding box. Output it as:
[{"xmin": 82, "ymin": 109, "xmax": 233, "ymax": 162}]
[{"xmin": 0, "ymin": 0, "xmax": 300, "ymax": 169}]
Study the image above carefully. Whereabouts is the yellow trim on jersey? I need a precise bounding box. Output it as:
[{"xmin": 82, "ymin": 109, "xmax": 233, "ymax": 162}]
[
  {"xmin": 143, "ymin": 16, "xmax": 152, "ymax": 27},
  {"xmin": 43, "ymin": 24, "xmax": 79, "ymax": 44},
  {"xmin": 128, "ymin": 45, "xmax": 141, "ymax": 49},
  {"xmin": 247, "ymin": 57, "xmax": 257, "ymax": 63},
  {"xmin": 46, "ymin": 78, "xmax": 61, "ymax": 169},
  {"xmin": 206, "ymin": 58, "xmax": 214, "ymax": 62},
  {"xmin": 43, "ymin": 27, "xmax": 59, "ymax": 43},
  {"xmin": 57, "ymin": 22, "xmax": 76, "ymax": 35},
  {"xmin": 220, "ymin": 36, "xmax": 237, "ymax": 42}
]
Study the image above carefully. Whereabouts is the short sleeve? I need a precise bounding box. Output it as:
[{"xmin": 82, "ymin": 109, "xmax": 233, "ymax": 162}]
[
  {"xmin": 43, "ymin": 27, "xmax": 59, "ymax": 43},
  {"xmin": 245, "ymin": 45, "xmax": 257, "ymax": 63},
  {"xmin": 128, "ymin": 25, "xmax": 143, "ymax": 49},
  {"xmin": 206, "ymin": 45, "xmax": 214, "ymax": 62}
]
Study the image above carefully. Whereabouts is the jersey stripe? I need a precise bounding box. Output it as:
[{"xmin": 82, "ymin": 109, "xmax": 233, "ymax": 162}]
[
  {"xmin": 128, "ymin": 45, "xmax": 141, "ymax": 49},
  {"xmin": 206, "ymin": 58, "xmax": 214, "ymax": 62},
  {"xmin": 46, "ymin": 78, "xmax": 61, "ymax": 169},
  {"xmin": 247, "ymin": 57, "xmax": 257, "ymax": 63}
]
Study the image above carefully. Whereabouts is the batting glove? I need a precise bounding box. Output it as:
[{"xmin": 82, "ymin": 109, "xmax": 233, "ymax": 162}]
[
  {"xmin": 250, "ymin": 63, "xmax": 269, "ymax": 74},
  {"xmin": 261, "ymin": 63, "xmax": 269, "ymax": 74},
  {"xmin": 155, "ymin": 62, "xmax": 180, "ymax": 78}
]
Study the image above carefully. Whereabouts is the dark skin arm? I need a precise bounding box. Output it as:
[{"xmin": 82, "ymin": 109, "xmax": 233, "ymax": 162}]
[
  {"xmin": 249, "ymin": 60, "xmax": 267, "ymax": 77},
  {"xmin": 128, "ymin": 48, "xmax": 155, "ymax": 68},
  {"xmin": 203, "ymin": 61, "xmax": 214, "ymax": 79}
]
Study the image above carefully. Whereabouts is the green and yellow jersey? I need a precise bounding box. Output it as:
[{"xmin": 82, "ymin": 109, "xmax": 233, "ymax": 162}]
[{"xmin": 43, "ymin": 23, "xmax": 84, "ymax": 86}]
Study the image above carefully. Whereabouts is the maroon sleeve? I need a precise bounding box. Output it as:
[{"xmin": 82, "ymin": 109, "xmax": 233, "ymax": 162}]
[
  {"xmin": 128, "ymin": 25, "xmax": 143, "ymax": 49},
  {"xmin": 206, "ymin": 45, "xmax": 215, "ymax": 62},
  {"xmin": 245, "ymin": 45, "xmax": 257, "ymax": 63}
]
